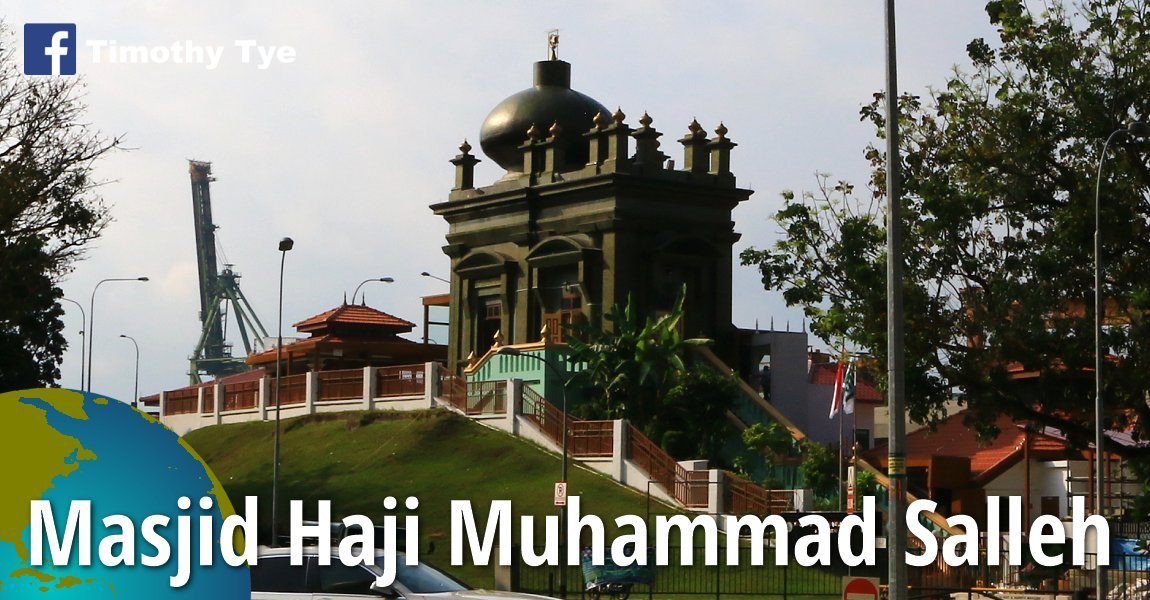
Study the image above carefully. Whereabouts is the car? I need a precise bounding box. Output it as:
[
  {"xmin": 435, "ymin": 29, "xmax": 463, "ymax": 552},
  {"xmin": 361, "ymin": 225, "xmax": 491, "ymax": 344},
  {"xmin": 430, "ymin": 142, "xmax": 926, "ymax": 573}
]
[
  {"xmin": 285, "ymin": 521, "xmax": 409, "ymax": 553},
  {"xmin": 250, "ymin": 546, "xmax": 553, "ymax": 600}
]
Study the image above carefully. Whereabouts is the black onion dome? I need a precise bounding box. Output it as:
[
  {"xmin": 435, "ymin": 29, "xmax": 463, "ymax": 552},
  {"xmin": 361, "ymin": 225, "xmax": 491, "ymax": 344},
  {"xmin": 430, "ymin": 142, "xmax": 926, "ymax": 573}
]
[{"xmin": 479, "ymin": 59, "xmax": 610, "ymax": 172}]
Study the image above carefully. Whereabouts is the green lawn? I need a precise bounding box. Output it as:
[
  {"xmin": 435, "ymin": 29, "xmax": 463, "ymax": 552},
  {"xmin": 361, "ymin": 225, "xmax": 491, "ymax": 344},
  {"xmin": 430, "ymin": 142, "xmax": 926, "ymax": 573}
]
[{"xmin": 184, "ymin": 409, "xmax": 668, "ymax": 586}]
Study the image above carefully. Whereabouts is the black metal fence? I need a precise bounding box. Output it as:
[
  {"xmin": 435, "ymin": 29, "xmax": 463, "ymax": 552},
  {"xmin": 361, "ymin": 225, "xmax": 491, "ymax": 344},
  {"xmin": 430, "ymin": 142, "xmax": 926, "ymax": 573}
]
[
  {"xmin": 513, "ymin": 545, "xmax": 846, "ymax": 599},
  {"xmin": 511, "ymin": 547, "xmax": 1149, "ymax": 600}
]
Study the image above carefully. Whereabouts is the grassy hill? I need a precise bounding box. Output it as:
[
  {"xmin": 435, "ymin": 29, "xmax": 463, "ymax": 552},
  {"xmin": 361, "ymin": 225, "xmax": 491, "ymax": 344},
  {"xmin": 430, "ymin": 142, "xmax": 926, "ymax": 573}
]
[{"xmin": 184, "ymin": 409, "xmax": 667, "ymax": 586}]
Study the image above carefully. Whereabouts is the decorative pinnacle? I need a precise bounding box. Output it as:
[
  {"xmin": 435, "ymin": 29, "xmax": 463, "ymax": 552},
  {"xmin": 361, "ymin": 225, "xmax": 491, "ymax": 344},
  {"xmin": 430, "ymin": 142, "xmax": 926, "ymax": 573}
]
[
  {"xmin": 459, "ymin": 139, "xmax": 472, "ymax": 154},
  {"xmin": 688, "ymin": 118, "xmax": 703, "ymax": 135},
  {"xmin": 526, "ymin": 123, "xmax": 543, "ymax": 141},
  {"xmin": 639, "ymin": 111, "xmax": 653, "ymax": 127},
  {"xmin": 715, "ymin": 122, "xmax": 728, "ymax": 139},
  {"xmin": 612, "ymin": 107, "xmax": 626, "ymax": 125},
  {"xmin": 592, "ymin": 111, "xmax": 606, "ymax": 130},
  {"xmin": 548, "ymin": 121, "xmax": 563, "ymax": 138}
]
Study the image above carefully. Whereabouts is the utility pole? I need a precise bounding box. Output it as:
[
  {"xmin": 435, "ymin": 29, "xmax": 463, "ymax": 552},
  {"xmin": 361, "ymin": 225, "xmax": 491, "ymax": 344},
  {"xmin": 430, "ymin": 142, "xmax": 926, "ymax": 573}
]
[{"xmin": 884, "ymin": 1, "xmax": 908, "ymax": 598}]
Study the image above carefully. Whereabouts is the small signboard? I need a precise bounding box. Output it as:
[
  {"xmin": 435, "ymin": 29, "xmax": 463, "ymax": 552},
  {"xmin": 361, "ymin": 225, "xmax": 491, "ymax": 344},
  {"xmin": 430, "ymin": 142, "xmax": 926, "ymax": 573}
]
[
  {"xmin": 554, "ymin": 481, "xmax": 567, "ymax": 506},
  {"xmin": 843, "ymin": 576, "xmax": 880, "ymax": 600}
]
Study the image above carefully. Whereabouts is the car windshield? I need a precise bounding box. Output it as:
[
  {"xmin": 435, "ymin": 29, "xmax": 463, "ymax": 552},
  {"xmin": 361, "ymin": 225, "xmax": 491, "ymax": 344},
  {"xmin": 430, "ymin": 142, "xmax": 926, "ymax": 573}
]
[{"xmin": 391, "ymin": 557, "xmax": 470, "ymax": 594}]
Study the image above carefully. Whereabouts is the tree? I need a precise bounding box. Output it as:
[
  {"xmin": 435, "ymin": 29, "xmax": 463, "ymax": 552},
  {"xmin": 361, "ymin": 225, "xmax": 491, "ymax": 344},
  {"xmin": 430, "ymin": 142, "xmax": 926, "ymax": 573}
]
[
  {"xmin": 0, "ymin": 23, "xmax": 117, "ymax": 389},
  {"xmin": 741, "ymin": 0, "xmax": 1150, "ymax": 464},
  {"xmin": 567, "ymin": 286, "xmax": 723, "ymax": 459}
]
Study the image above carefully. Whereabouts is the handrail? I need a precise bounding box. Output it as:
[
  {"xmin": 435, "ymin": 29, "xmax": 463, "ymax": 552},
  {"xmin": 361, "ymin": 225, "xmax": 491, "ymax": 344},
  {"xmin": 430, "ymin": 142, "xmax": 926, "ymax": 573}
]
[
  {"xmin": 222, "ymin": 380, "xmax": 259, "ymax": 411},
  {"xmin": 692, "ymin": 346, "xmax": 806, "ymax": 443},
  {"xmin": 317, "ymin": 369, "xmax": 363, "ymax": 402},
  {"xmin": 377, "ymin": 364, "xmax": 425, "ymax": 397}
]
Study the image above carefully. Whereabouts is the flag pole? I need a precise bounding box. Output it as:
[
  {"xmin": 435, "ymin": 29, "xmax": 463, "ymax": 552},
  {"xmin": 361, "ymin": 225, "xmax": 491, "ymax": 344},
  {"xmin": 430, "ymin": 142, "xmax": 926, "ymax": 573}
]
[{"xmin": 838, "ymin": 343, "xmax": 847, "ymax": 512}]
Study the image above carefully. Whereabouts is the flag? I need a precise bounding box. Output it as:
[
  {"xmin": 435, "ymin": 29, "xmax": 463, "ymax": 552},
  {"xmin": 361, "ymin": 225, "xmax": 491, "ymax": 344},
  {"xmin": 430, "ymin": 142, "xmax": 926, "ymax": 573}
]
[
  {"xmin": 842, "ymin": 361, "xmax": 856, "ymax": 415},
  {"xmin": 828, "ymin": 360, "xmax": 846, "ymax": 419}
]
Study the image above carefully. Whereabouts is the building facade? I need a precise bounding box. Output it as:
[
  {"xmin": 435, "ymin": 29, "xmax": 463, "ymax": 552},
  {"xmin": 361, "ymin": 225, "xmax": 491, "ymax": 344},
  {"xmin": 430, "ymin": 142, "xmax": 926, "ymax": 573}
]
[{"xmin": 431, "ymin": 55, "xmax": 751, "ymax": 370}]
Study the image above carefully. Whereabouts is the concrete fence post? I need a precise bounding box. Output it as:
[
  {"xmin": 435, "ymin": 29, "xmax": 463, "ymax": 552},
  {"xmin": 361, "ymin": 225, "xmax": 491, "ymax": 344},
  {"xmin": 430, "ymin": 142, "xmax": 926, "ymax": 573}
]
[
  {"xmin": 158, "ymin": 391, "xmax": 167, "ymax": 420},
  {"xmin": 363, "ymin": 366, "xmax": 376, "ymax": 410},
  {"xmin": 424, "ymin": 362, "xmax": 437, "ymax": 408},
  {"xmin": 612, "ymin": 419, "xmax": 627, "ymax": 483},
  {"xmin": 508, "ymin": 379, "xmax": 522, "ymax": 435},
  {"xmin": 196, "ymin": 387, "xmax": 205, "ymax": 425},
  {"xmin": 708, "ymin": 469, "xmax": 726, "ymax": 516},
  {"xmin": 258, "ymin": 376, "xmax": 269, "ymax": 421},
  {"xmin": 305, "ymin": 371, "xmax": 319, "ymax": 415},
  {"xmin": 213, "ymin": 383, "xmax": 223, "ymax": 425}
]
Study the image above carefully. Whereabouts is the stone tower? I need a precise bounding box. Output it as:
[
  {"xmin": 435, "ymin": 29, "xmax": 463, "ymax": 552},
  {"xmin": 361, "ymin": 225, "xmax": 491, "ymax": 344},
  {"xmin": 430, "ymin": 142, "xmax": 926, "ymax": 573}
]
[{"xmin": 431, "ymin": 53, "xmax": 752, "ymax": 371}]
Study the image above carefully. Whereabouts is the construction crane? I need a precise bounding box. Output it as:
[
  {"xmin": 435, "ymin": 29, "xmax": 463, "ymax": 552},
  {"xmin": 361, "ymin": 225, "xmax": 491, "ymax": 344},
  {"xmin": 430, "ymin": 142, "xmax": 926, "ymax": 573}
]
[{"xmin": 187, "ymin": 160, "xmax": 269, "ymax": 383}]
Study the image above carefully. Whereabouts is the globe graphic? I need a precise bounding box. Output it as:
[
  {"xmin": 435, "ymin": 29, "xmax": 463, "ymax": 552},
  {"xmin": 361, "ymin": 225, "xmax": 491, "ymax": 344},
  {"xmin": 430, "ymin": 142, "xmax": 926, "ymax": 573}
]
[{"xmin": 0, "ymin": 389, "xmax": 250, "ymax": 598}]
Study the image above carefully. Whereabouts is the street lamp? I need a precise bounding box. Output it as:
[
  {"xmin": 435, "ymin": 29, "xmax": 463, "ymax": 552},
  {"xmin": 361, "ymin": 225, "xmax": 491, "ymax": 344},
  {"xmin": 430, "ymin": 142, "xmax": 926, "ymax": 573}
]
[
  {"xmin": 61, "ymin": 297, "xmax": 86, "ymax": 390},
  {"xmin": 272, "ymin": 237, "xmax": 294, "ymax": 545},
  {"xmin": 1093, "ymin": 121, "xmax": 1149, "ymax": 596},
  {"xmin": 119, "ymin": 334, "xmax": 139, "ymax": 407},
  {"xmin": 351, "ymin": 277, "xmax": 394, "ymax": 304},
  {"xmin": 87, "ymin": 277, "xmax": 149, "ymax": 393},
  {"xmin": 495, "ymin": 346, "xmax": 569, "ymax": 597},
  {"xmin": 420, "ymin": 271, "xmax": 450, "ymax": 285}
]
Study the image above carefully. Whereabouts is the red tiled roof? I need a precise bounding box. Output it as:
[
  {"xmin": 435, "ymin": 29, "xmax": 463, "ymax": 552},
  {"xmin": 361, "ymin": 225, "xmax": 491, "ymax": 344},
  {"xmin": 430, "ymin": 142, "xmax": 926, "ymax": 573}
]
[
  {"xmin": 809, "ymin": 362, "xmax": 882, "ymax": 403},
  {"xmin": 293, "ymin": 304, "xmax": 415, "ymax": 332},
  {"xmin": 868, "ymin": 411, "xmax": 1070, "ymax": 485}
]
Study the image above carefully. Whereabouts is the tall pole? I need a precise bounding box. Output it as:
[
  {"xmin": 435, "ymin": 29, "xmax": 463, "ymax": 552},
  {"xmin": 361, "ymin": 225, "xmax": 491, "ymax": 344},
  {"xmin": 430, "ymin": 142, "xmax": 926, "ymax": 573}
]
[
  {"xmin": 61, "ymin": 297, "xmax": 86, "ymax": 390},
  {"xmin": 271, "ymin": 237, "xmax": 294, "ymax": 545},
  {"xmin": 87, "ymin": 277, "xmax": 149, "ymax": 393},
  {"xmin": 351, "ymin": 277, "xmax": 394, "ymax": 304},
  {"xmin": 119, "ymin": 335, "xmax": 139, "ymax": 406},
  {"xmin": 883, "ymin": 1, "xmax": 908, "ymax": 597}
]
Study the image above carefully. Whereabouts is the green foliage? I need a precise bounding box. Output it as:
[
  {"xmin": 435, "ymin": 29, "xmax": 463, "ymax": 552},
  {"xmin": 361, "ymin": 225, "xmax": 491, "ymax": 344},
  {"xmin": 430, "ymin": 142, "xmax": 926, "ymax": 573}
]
[
  {"xmin": 657, "ymin": 366, "xmax": 737, "ymax": 462},
  {"xmin": 567, "ymin": 285, "xmax": 722, "ymax": 461},
  {"xmin": 740, "ymin": 0, "xmax": 1150, "ymax": 464},
  {"xmin": 743, "ymin": 421, "xmax": 799, "ymax": 461},
  {"xmin": 799, "ymin": 441, "xmax": 840, "ymax": 500},
  {"xmin": 855, "ymin": 468, "xmax": 879, "ymax": 500},
  {"xmin": 0, "ymin": 23, "xmax": 117, "ymax": 387}
]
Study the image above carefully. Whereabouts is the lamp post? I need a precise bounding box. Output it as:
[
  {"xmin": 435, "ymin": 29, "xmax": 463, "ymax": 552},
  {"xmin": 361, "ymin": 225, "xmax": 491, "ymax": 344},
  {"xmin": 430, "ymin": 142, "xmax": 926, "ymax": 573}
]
[
  {"xmin": 271, "ymin": 237, "xmax": 294, "ymax": 545},
  {"xmin": 495, "ymin": 346, "xmax": 568, "ymax": 597},
  {"xmin": 420, "ymin": 271, "xmax": 450, "ymax": 285},
  {"xmin": 351, "ymin": 277, "xmax": 394, "ymax": 304},
  {"xmin": 87, "ymin": 277, "xmax": 149, "ymax": 393},
  {"xmin": 119, "ymin": 334, "xmax": 139, "ymax": 407},
  {"xmin": 61, "ymin": 297, "xmax": 86, "ymax": 390},
  {"xmin": 1094, "ymin": 122, "xmax": 1149, "ymax": 596}
]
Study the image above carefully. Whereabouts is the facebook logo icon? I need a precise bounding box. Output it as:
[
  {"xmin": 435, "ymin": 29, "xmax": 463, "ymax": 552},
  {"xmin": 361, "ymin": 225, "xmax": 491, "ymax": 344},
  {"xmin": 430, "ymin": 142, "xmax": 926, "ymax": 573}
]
[{"xmin": 24, "ymin": 23, "xmax": 77, "ymax": 75}]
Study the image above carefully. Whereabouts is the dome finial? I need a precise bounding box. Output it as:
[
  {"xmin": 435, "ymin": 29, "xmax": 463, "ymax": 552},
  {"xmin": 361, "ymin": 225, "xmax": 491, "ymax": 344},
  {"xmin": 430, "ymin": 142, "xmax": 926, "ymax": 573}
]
[
  {"xmin": 548, "ymin": 121, "xmax": 563, "ymax": 139},
  {"xmin": 613, "ymin": 107, "xmax": 626, "ymax": 125},
  {"xmin": 715, "ymin": 122, "xmax": 729, "ymax": 139},
  {"xmin": 547, "ymin": 29, "xmax": 560, "ymax": 60},
  {"xmin": 526, "ymin": 123, "xmax": 544, "ymax": 142},
  {"xmin": 592, "ymin": 110, "xmax": 606, "ymax": 131},
  {"xmin": 688, "ymin": 118, "xmax": 703, "ymax": 135},
  {"xmin": 459, "ymin": 139, "xmax": 472, "ymax": 154},
  {"xmin": 639, "ymin": 111, "xmax": 653, "ymax": 127}
]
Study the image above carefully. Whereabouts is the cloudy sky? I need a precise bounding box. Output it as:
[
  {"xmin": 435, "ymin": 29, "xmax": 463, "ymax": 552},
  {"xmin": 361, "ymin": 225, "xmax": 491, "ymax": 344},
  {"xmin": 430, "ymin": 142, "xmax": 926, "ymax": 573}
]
[{"xmin": 9, "ymin": 2, "xmax": 994, "ymax": 403}]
